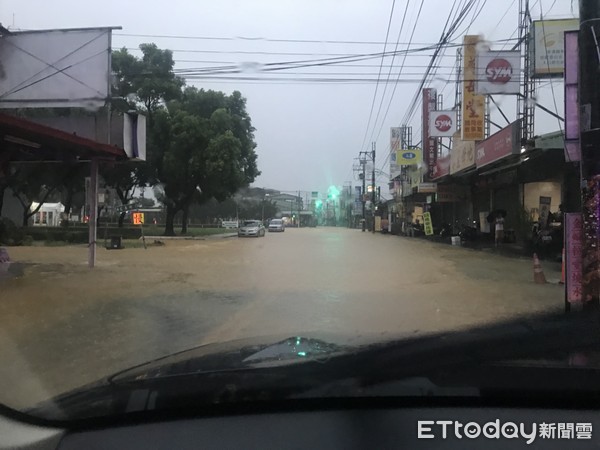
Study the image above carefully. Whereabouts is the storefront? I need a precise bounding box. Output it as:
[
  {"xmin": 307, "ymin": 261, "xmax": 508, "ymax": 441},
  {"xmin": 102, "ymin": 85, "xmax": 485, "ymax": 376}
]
[
  {"xmin": 428, "ymin": 154, "xmax": 451, "ymax": 228},
  {"xmin": 473, "ymin": 121, "xmax": 521, "ymax": 236}
]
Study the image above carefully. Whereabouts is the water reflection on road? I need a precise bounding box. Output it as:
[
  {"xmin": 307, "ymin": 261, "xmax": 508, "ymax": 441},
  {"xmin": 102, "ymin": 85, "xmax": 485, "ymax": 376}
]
[{"xmin": 0, "ymin": 228, "xmax": 562, "ymax": 409}]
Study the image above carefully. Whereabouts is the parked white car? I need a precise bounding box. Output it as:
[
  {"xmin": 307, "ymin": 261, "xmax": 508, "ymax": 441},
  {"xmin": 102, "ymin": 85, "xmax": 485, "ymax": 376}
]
[
  {"xmin": 268, "ymin": 219, "xmax": 285, "ymax": 232},
  {"xmin": 238, "ymin": 220, "xmax": 266, "ymax": 237}
]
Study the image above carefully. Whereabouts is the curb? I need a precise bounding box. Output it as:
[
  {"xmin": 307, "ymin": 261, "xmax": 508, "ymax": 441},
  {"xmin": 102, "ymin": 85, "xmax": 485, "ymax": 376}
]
[{"xmin": 142, "ymin": 233, "xmax": 238, "ymax": 241}]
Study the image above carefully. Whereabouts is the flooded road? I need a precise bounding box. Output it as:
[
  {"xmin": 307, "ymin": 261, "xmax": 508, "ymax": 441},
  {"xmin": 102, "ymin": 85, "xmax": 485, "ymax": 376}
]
[{"xmin": 0, "ymin": 228, "xmax": 563, "ymax": 409}]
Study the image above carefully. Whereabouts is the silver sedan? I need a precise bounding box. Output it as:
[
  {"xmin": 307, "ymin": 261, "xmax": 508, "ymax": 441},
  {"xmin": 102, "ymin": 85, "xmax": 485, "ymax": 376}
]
[
  {"xmin": 238, "ymin": 220, "xmax": 266, "ymax": 237},
  {"xmin": 268, "ymin": 219, "xmax": 285, "ymax": 232}
]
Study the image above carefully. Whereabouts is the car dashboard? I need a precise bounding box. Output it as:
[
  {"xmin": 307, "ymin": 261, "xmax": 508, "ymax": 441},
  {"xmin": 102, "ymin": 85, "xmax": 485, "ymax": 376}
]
[{"xmin": 4, "ymin": 400, "xmax": 600, "ymax": 450}]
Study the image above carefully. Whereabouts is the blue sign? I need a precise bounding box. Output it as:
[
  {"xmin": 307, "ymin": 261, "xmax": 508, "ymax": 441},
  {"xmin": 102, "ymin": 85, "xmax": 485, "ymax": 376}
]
[{"xmin": 402, "ymin": 152, "xmax": 416, "ymax": 159}]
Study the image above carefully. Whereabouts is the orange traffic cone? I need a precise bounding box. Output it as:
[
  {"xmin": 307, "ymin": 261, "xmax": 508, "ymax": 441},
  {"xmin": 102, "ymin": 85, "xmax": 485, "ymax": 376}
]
[
  {"xmin": 559, "ymin": 248, "xmax": 565, "ymax": 285},
  {"xmin": 533, "ymin": 253, "xmax": 547, "ymax": 284}
]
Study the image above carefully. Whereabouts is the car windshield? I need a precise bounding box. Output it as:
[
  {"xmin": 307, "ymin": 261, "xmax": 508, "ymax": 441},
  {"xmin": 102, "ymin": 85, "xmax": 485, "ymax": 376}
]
[{"xmin": 0, "ymin": 0, "xmax": 590, "ymax": 423}]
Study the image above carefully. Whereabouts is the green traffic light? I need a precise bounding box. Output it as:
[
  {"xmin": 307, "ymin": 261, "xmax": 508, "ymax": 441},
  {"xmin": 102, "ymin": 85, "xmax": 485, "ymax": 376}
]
[{"xmin": 327, "ymin": 185, "xmax": 340, "ymax": 200}]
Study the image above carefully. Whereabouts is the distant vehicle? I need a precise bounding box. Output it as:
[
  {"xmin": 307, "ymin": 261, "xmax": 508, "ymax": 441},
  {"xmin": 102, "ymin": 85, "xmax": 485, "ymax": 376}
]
[
  {"xmin": 238, "ymin": 220, "xmax": 266, "ymax": 237},
  {"xmin": 268, "ymin": 219, "xmax": 285, "ymax": 232}
]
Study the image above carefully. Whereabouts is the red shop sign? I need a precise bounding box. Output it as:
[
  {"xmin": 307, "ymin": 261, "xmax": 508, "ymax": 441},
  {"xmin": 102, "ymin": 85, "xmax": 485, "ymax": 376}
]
[{"xmin": 475, "ymin": 121, "xmax": 520, "ymax": 168}]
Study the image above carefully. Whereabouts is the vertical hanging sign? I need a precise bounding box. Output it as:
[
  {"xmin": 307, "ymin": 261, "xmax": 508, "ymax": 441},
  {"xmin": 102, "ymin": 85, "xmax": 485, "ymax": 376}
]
[
  {"xmin": 564, "ymin": 30, "xmax": 580, "ymax": 162},
  {"xmin": 390, "ymin": 127, "xmax": 401, "ymax": 177},
  {"xmin": 422, "ymin": 88, "xmax": 438, "ymax": 179},
  {"xmin": 565, "ymin": 213, "xmax": 583, "ymax": 303},
  {"xmin": 462, "ymin": 35, "xmax": 485, "ymax": 141}
]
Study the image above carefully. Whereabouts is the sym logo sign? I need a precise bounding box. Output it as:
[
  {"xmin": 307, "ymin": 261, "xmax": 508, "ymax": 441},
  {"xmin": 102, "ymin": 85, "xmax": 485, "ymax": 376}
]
[
  {"xmin": 434, "ymin": 114, "xmax": 453, "ymax": 132},
  {"xmin": 429, "ymin": 110, "xmax": 456, "ymax": 137},
  {"xmin": 486, "ymin": 58, "xmax": 513, "ymax": 84},
  {"xmin": 477, "ymin": 50, "xmax": 521, "ymax": 94}
]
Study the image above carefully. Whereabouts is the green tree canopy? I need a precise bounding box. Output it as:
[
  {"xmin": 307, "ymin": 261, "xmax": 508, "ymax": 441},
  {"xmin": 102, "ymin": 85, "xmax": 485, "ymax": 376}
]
[
  {"xmin": 151, "ymin": 87, "xmax": 260, "ymax": 235},
  {"xmin": 107, "ymin": 44, "xmax": 185, "ymax": 226}
]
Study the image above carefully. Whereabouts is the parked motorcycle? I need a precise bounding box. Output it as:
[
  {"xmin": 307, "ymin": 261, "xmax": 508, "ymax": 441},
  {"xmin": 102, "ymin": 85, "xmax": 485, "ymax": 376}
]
[
  {"xmin": 532, "ymin": 221, "xmax": 563, "ymax": 258},
  {"xmin": 439, "ymin": 223, "xmax": 453, "ymax": 238},
  {"xmin": 459, "ymin": 223, "xmax": 478, "ymax": 242}
]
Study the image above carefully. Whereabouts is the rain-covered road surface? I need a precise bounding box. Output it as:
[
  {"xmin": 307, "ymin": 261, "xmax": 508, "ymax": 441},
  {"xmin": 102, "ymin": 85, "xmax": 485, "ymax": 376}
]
[{"xmin": 0, "ymin": 227, "xmax": 563, "ymax": 410}]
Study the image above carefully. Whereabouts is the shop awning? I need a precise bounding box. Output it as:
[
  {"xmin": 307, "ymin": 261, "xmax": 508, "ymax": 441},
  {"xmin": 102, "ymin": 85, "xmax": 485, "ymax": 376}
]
[{"xmin": 0, "ymin": 112, "xmax": 127, "ymax": 162}]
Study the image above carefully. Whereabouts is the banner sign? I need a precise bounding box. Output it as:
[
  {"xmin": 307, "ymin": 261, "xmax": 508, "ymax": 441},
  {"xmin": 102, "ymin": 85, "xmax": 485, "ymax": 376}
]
[
  {"xmin": 475, "ymin": 121, "xmax": 520, "ymax": 168},
  {"xmin": 429, "ymin": 110, "xmax": 457, "ymax": 137},
  {"xmin": 397, "ymin": 147, "xmax": 422, "ymax": 165},
  {"xmin": 531, "ymin": 19, "xmax": 579, "ymax": 78},
  {"xmin": 422, "ymin": 212, "xmax": 434, "ymax": 236},
  {"xmin": 436, "ymin": 184, "xmax": 468, "ymax": 203},
  {"xmin": 0, "ymin": 28, "xmax": 113, "ymax": 109},
  {"xmin": 462, "ymin": 35, "xmax": 485, "ymax": 141},
  {"xmin": 431, "ymin": 154, "xmax": 451, "ymax": 180},
  {"xmin": 450, "ymin": 132, "xmax": 476, "ymax": 174},
  {"xmin": 390, "ymin": 127, "xmax": 401, "ymax": 175},
  {"xmin": 476, "ymin": 50, "xmax": 521, "ymax": 94},
  {"xmin": 565, "ymin": 213, "xmax": 583, "ymax": 303},
  {"xmin": 422, "ymin": 88, "xmax": 438, "ymax": 178},
  {"xmin": 418, "ymin": 182, "xmax": 437, "ymax": 194},
  {"xmin": 564, "ymin": 30, "xmax": 580, "ymax": 162},
  {"xmin": 221, "ymin": 220, "xmax": 238, "ymax": 229}
]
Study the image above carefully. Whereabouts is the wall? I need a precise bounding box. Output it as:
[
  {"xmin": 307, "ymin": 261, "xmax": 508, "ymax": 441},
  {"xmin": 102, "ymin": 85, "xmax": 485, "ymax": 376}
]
[{"xmin": 523, "ymin": 181, "xmax": 562, "ymax": 221}]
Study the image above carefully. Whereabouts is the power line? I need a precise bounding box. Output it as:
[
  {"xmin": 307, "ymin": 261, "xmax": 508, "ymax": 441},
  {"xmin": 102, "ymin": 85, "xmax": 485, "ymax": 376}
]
[
  {"xmin": 377, "ymin": 0, "xmax": 484, "ymax": 173},
  {"xmin": 358, "ymin": 0, "xmax": 397, "ymax": 155},
  {"xmin": 370, "ymin": 0, "xmax": 426, "ymax": 149},
  {"xmin": 365, "ymin": 0, "xmax": 413, "ymax": 153},
  {"xmin": 182, "ymin": 75, "xmax": 447, "ymax": 83},
  {"xmin": 114, "ymin": 32, "xmax": 442, "ymax": 46},
  {"xmin": 376, "ymin": 0, "xmax": 464, "ymax": 175}
]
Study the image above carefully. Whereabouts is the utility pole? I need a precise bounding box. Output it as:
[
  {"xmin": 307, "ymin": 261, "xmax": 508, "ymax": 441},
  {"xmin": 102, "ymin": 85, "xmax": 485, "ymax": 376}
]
[
  {"xmin": 579, "ymin": 0, "xmax": 600, "ymax": 307},
  {"xmin": 371, "ymin": 142, "xmax": 376, "ymax": 233},
  {"xmin": 359, "ymin": 153, "xmax": 367, "ymax": 231},
  {"xmin": 298, "ymin": 190, "xmax": 301, "ymax": 228}
]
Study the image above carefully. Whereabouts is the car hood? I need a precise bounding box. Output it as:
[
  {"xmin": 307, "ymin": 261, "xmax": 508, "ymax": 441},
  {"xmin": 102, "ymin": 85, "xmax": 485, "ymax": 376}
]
[{"xmin": 26, "ymin": 313, "xmax": 600, "ymax": 422}]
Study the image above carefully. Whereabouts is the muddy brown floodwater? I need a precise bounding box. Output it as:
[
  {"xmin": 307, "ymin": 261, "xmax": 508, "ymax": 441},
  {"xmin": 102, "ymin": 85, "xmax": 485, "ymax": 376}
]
[{"xmin": 0, "ymin": 228, "xmax": 563, "ymax": 410}]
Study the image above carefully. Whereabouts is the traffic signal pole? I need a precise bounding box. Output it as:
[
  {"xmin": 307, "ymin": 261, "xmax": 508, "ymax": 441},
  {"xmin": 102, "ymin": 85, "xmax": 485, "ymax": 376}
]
[{"xmin": 579, "ymin": 0, "xmax": 600, "ymax": 307}]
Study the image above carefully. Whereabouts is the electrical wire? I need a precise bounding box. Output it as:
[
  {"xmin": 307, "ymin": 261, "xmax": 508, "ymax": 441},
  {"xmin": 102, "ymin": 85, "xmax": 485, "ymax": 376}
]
[
  {"xmin": 363, "ymin": 0, "xmax": 425, "ymax": 169},
  {"xmin": 114, "ymin": 32, "xmax": 440, "ymax": 46},
  {"xmin": 358, "ymin": 0, "xmax": 398, "ymax": 155},
  {"xmin": 376, "ymin": 0, "xmax": 486, "ymax": 176},
  {"xmin": 363, "ymin": 0, "xmax": 413, "ymax": 152}
]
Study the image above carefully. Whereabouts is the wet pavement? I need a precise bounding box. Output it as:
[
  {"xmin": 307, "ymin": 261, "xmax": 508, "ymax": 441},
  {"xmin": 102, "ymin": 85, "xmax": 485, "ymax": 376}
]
[{"xmin": 0, "ymin": 228, "xmax": 563, "ymax": 410}]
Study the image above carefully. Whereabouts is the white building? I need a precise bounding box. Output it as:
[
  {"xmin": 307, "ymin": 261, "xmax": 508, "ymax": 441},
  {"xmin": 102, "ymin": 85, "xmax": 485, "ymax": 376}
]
[{"xmin": 31, "ymin": 202, "xmax": 65, "ymax": 227}]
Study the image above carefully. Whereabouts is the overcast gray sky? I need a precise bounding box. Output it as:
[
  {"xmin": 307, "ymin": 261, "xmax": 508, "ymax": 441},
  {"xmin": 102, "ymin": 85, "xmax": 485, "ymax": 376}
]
[{"xmin": 2, "ymin": 0, "xmax": 578, "ymax": 197}]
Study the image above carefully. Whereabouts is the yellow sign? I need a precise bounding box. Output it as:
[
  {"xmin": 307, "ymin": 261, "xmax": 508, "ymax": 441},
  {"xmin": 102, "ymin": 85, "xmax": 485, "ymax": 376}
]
[
  {"xmin": 423, "ymin": 212, "xmax": 434, "ymax": 236},
  {"xmin": 396, "ymin": 148, "xmax": 422, "ymax": 165},
  {"xmin": 532, "ymin": 19, "xmax": 579, "ymax": 77},
  {"xmin": 133, "ymin": 212, "xmax": 144, "ymax": 225},
  {"xmin": 462, "ymin": 35, "xmax": 485, "ymax": 141}
]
